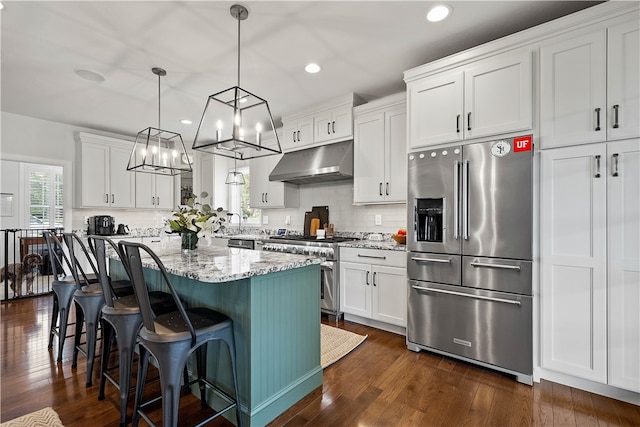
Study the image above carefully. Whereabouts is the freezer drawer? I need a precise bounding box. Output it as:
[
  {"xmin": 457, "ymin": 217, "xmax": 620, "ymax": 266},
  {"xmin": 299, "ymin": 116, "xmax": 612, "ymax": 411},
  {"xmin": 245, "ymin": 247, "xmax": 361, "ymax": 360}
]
[
  {"xmin": 407, "ymin": 252, "xmax": 461, "ymax": 286},
  {"xmin": 407, "ymin": 280, "xmax": 532, "ymax": 375},
  {"xmin": 462, "ymin": 256, "xmax": 532, "ymax": 295}
]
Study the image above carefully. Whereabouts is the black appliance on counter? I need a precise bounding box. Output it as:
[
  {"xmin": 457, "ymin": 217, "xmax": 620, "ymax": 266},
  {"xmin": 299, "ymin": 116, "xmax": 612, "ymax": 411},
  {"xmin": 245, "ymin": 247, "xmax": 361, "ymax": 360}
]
[{"xmin": 87, "ymin": 215, "xmax": 115, "ymax": 235}]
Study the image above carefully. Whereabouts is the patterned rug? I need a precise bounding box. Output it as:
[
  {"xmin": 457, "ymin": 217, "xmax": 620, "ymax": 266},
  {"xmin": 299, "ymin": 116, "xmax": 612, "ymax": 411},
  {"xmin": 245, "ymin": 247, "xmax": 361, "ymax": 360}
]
[
  {"xmin": 321, "ymin": 324, "xmax": 367, "ymax": 368},
  {"xmin": 1, "ymin": 407, "xmax": 64, "ymax": 427}
]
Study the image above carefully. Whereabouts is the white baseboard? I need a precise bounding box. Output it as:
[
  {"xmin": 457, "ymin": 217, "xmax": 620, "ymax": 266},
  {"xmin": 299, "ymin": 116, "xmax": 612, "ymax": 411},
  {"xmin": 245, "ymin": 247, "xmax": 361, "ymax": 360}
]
[{"xmin": 342, "ymin": 313, "xmax": 406, "ymax": 336}]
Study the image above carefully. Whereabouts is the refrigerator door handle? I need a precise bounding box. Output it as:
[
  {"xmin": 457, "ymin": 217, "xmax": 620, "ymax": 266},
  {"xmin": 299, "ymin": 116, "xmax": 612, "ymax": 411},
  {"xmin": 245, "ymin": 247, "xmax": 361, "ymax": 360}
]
[
  {"xmin": 411, "ymin": 257, "xmax": 451, "ymax": 263},
  {"xmin": 462, "ymin": 160, "xmax": 469, "ymax": 240},
  {"xmin": 412, "ymin": 285, "xmax": 522, "ymax": 306},
  {"xmin": 453, "ymin": 160, "xmax": 460, "ymax": 240},
  {"xmin": 470, "ymin": 261, "xmax": 521, "ymax": 271}
]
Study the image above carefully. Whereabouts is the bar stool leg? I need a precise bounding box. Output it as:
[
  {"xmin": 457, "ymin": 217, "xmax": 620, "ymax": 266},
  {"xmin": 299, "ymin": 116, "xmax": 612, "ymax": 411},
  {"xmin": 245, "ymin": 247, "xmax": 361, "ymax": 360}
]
[
  {"xmin": 48, "ymin": 292, "xmax": 59, "ymax": 350},
  {"xmin": 98, "ymin": 319, "xmax": 114, "ymax": 401}
]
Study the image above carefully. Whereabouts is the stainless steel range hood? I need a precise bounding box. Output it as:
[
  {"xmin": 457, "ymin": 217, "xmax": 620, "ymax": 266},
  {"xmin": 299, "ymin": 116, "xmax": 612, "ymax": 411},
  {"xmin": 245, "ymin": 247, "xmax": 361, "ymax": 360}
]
[{"xmin": 269, "ymin": 140, "xmax": 353, "ymax": 185}]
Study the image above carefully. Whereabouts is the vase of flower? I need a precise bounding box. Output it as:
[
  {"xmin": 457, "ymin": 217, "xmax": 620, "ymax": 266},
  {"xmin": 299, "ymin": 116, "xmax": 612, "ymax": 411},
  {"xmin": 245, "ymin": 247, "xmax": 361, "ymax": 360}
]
[
  {"xmin": 166, "ymin": 192, "xmax": 228, "ymax": 250},
  {"xmin": 181, "ymin": 231, "xmax": 199, "ymax": 251}
]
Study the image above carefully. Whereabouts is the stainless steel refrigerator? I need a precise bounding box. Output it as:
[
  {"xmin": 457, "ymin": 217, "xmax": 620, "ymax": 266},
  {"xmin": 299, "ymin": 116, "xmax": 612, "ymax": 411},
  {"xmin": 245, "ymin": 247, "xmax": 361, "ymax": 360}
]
[{"xmin": 406, "ymin": 135, "xmax": 534, "ymax": 384}]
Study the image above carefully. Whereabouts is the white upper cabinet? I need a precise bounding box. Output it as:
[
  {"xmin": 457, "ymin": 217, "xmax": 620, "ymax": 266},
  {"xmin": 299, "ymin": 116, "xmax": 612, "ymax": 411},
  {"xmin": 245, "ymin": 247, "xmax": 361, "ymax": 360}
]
[
  {"xmin": 407, "ymin": 50, "xmax": 532, "ymax": 149},
  {"xmin": 607, "ymin": 20, "xmax": 640, "ymax": 142},
  {"xmin": 353, "ymin": 93, "xmax": 407, "ymax": 204},
  {"xmin": 541, "ymin": 19, "xmax": 639, "ymax": 148},
  {"xmin": 249, "ymin": 153, "xmax": 298, "ymax": 209},
  {"xmin": 281, "ymin": 93, "xmax": 364, "ymax": 152},
  {"xmin": 135, "ymin": 173, "xmax": 175, "ymax": 210},
  {"xmin": 540, "ymin": 30, "xmax": 607, "ymax": 148},
  {"xmin": 313, "ymin": 104, "xmax": 353, "ymax": 144},
  {"xmin": 75, "ymin": 133, "xmax": 136, "ymax": 209},
  {"xmin": 281, "ymin": 116, "xmax": 313, "ymax": 152}
]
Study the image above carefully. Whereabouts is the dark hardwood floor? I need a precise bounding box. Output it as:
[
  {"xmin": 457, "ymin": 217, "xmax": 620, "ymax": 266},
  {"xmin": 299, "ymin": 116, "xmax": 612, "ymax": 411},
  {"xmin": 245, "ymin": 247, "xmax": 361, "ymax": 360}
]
[{"xmin": 1, "ymin": 295, "xmax": 638, "ymax": 426}]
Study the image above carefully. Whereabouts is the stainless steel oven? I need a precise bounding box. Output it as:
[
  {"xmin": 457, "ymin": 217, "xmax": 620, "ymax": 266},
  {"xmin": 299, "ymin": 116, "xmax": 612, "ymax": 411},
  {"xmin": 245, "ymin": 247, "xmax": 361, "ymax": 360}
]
[{"xmin": 262, "ymin": 236, "xmax": 358, "ymax": 321}]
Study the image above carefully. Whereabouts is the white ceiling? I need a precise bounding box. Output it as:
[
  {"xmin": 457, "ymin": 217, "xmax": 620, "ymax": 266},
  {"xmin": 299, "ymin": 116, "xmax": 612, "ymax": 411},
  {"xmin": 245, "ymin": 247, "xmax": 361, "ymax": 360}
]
[{"xmin": 1, "ymin": 1, "xmax": 603, "ymax": 144}]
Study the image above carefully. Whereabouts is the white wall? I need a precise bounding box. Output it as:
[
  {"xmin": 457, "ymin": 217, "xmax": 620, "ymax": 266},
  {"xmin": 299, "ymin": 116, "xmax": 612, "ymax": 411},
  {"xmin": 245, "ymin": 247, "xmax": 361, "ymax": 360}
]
[{"xmin": 262, "ymin": 181, "xmax": 406, "ymax": 234}]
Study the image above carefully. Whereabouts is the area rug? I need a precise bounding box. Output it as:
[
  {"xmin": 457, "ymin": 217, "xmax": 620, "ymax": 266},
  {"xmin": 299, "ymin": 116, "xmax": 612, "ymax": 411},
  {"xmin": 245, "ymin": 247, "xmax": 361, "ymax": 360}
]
[
  {"xmin": 321, "ymin": 324, "xmax": 367, "ymax": 368},
  {"xmin": 0, "ymin": 407, "xmax": 65, "ymax": 427}
]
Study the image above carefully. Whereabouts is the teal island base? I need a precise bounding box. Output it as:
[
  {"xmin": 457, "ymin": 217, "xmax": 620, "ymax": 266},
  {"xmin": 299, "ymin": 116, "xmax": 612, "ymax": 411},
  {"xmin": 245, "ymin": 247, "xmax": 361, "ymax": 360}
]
[{"xmin": 110, "ymin": 262, "xmax": 322, "ymax": 426}]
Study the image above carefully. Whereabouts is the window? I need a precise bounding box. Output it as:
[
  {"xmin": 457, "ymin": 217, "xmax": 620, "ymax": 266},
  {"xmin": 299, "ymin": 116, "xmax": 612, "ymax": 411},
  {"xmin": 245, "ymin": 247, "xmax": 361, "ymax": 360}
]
[
  {"xmin": 228, "ymin": 165, "xmax": 261, "ymax": 226},
  {"xmin": 25, "ymin": 164, "xmax": 63, "ymax": 228}
]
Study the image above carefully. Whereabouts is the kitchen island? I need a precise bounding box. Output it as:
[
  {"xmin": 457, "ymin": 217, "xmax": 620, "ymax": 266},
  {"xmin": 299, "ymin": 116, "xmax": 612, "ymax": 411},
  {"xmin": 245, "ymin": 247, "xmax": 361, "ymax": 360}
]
[{"xmin": 108, "ymin": 242, "xmax": 322, "ymax": 426}]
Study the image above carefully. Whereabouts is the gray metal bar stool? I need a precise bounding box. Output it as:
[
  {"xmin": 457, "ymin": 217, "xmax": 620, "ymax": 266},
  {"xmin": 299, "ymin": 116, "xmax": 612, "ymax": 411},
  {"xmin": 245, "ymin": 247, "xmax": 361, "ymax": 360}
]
[
  {"xmin": 121, "ymin": 241, "xmax": 242, "ymax": 427},
  {"xmin": 89, "ymin": 236, "xmax": 177, "ymax": 427},
  {"xmin": 64, "ymin": 232, "xmax": 107, "ymax": 386},
  {"xmin": 44, "ymin": 230, "xmax": 93, "ymax": 363}
]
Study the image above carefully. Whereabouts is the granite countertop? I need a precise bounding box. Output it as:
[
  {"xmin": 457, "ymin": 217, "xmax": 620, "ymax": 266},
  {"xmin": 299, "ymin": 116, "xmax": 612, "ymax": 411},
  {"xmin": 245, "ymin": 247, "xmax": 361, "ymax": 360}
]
[
  {"xmin": 109, "ymin": 241, "xmax": 321, "ymax": 283},
  {"xmin": 339, "ymin": 239, "xmax": 406, "ymax": 251}
]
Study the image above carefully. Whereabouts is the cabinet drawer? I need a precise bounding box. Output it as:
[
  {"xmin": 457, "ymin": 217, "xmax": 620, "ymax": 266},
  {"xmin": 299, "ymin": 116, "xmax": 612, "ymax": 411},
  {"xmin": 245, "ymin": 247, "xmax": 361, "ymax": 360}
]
[
  {"xmin": 407, "ymin": 252, "xmax": 461, "ymax": 286},
  {"xmin": 339, "ymin": 248, "xmax": 405, "ymax": 267}
]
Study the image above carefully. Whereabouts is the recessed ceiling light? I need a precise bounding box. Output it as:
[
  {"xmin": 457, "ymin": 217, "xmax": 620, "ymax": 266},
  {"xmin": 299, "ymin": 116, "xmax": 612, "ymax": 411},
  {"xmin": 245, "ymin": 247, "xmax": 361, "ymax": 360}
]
[
  {"xmin": 426, "ymin": 5, "xmax": 451, "ymax": 22},
  {"xmin": 74, "ymin": 68, "xmax": 105, "ymax": 82},
  {"xmin": 0, "ymin": 2, "xmax": 5, "ymax": 10},
  {"xmin": 305, "ymin": 63, "xmax": 321, "ymax": 74},
  {"xmin": 181, "ymin": 119, "xmax": 193, "ymax": 125}
]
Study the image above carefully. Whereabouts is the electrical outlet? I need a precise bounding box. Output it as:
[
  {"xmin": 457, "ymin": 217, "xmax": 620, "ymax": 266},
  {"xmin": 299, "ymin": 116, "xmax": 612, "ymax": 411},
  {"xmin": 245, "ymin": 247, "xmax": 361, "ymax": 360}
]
[
  {"xmin": 263, "ymin": 215, "xmax": 269, "ymax": 225},
  {"xmin": 285, "ymin": 215, "xmax": 291, "ymax": 225},
  {"xmin": 84, "ymin": 216, "xmax": 90, "ymax": 224},
  {"xmin": 375, "ymin": 214, "xmax": 382, "ymax": 226}
]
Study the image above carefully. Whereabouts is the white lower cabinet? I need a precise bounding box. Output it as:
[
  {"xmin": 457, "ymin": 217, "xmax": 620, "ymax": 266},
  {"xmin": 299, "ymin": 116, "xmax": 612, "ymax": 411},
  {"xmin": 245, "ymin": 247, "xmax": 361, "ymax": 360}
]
[
  {"xmin": 541, "ymin": 139, "xmax": 640, "ymax": 391},
  {"xmin": 340, "ymin": 248, "xmax": 406, "ymax": 327}
]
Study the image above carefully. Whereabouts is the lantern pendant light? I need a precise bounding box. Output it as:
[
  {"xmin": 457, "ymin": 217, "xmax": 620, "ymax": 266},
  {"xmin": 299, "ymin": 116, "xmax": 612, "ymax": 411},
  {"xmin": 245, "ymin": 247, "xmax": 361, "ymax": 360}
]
[
  {"xmin": 191, "ymin": 4, "xmax": 282, "ymax": 160},
  {"xmin": 127, "ymin": 67, "xmax": 192, "ymax": 175},
  {"xmin": 225, "ymin": 156, "xmax": 246, "ymax": 185}
]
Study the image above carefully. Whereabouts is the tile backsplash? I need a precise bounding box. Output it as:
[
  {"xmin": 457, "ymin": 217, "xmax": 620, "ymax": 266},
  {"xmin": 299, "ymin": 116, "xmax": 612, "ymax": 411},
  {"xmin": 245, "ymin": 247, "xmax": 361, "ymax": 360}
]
[{"xmin": 73, "ymin": 180, "xmax": 407, "ymax": 235}]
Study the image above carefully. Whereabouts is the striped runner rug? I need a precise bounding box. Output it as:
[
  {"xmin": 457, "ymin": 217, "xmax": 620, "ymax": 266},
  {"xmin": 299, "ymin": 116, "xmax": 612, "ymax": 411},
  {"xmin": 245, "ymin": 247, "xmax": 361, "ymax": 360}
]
[{"xmin": 1, "ymin": 407, "xmax": 64, "ymax": 427}]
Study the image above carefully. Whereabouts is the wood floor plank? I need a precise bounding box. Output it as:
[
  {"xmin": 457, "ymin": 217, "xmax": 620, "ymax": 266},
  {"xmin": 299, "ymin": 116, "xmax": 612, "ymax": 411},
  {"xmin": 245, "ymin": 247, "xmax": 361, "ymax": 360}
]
[{"xmin": 2, "ymin": 296, "xmax": 639, "ymax": 427}]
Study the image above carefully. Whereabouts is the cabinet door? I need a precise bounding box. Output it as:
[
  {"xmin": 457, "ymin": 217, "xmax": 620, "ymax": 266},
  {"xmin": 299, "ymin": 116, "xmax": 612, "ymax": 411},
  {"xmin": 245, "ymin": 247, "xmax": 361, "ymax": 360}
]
[
  {"xmin": 281, "ymin": 123, "xmax": 299, "ymax": 152},
  {"xmin": 384, "ymin": 107, "xmax": 407, "ymax": 203},
  {"xmin": 371, "ymin": 265, "xmax": 406, "ymax": 327},
  {"xmin": 154, "ymin": 174, "xmax": 175, "ymax": 209},
  {"xmin": 249, "ymin": 156, "xmax": 270, "ymax": 208},
  {"xmin": 464, "ymin": 50, "xmax": 532, "ymax": 139},
  {"xmin": 281, "ymin": 117, "xmax": 313, "ymax": 151},
  {"xmin": 608, "ymin": 139, "xmax": 640, "ymax": 392},
  {"xmin": 109, "ymin": 146, "xmax": 136, "ymax": 208},
  {"xmin": 339, "ymin": 261, "xmax": 371, "ymax": 318},
  {"xmin": 540, "ymin": 30, "xmax": 607, "ymax": 148},
  {"xmin": 330, "ymin": 104, "xmax": 352, "ymax": 141},
  {"xmin": 353, "ymin": 112, "xmax": 385, "ymax": 203},
  {"xmin": 540, "ymin": 144, "xmax": 607, "ymax": 383},
  {"xmin": 608, "ymin": 20, "xmax": 640, "ymax": 141},
  {"xmin": 81, "ymin": 142, "xmax": 110, "ymax": 207},
  {"xmin": 264, "ymin": 155, "xmax": 285, "ymax": 207},
  {"xmin": 408, "ymin": 72, "xmax": 463, "ymax": 149},
  {"xmin": 135, "ymin": 173, "xmax": 155, "ymax": 209},
  {"xmin": 314, "ymin": 110, "xmax": 333, "ymax": 143}
]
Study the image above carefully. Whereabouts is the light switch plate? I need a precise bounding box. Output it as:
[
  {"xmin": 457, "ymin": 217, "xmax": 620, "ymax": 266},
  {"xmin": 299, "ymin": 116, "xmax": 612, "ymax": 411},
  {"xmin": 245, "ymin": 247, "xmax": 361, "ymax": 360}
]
[
  {"xmin": 285, "ymin": 215, "xmax": 291, "ymax": 225},
  {"xmin": 375, "ymin": 214, "xmax": 382, "ymax": 226},
  {"xmin": 263, "ymin": 215, "xmax": 269, "ymax": 225}
]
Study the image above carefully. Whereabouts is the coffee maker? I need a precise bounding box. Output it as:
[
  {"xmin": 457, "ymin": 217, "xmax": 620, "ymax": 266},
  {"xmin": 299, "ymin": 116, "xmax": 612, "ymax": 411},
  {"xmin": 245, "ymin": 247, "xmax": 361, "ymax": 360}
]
[{"xmin": 88, "ymin": 215, "xmax": 115, "ymax": 235}]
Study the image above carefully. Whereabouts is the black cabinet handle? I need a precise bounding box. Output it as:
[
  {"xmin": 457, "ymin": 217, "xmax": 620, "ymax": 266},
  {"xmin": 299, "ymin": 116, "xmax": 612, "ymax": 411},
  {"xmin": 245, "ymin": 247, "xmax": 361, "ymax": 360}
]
[
  {"xmin": 366, "ymin": 271, "xmax": 370, "ymax": 286},
  {"xmin": 613, "ymin": 105, "xmax": 619, "ymax": 129},
  {"xmin": 467, "ymin": 112, "xmax": 471, "ymax": 131},
  {"xmin": 111, "ymin": 194, "xmax": 115, "ymax": 203},
  {"xmin": 297, "ymin": 130, "xmax": 300, "ymax": 141},
  {"xmin": 379, "ymin": 183, "xmax": 383, "ymax": 196},
  {"xmin": 456, "ymin": 115, "xmax": 460, "ymax": 133},
  {"xmin": 105, "ymin": 194, "xmax": 109, "ymax": 204},
  {"xmin": 265, "ymin": 192, "xmax": 268, "ymax": 203},
  {"xmin": 612, "ymin": 153, "xmax": 619, "ymax": 177},
  {"xmin": 373, "ymin": 272, "xmax": 377, "ymax": 286},
  {"xmin": 595, "ymin": 108, "xmax": 601, "ymax": 131},
  {"xmin": 595, "ymin": 155, "xmax": 601, "ymax": 178},
  {"xmin": 332, "ymin": 121, "xmax": 335, "ymax": 133},
  {"xmin": 327, "ymin": 123, "xmax": 331, "ymax": 135},
  {"xmin": 292, "ymin": 131, "xmax": 296, "ymax": 143},
  {"xmin": 386, "ymin": 182, "xmax": 389, "ymax": 196}
]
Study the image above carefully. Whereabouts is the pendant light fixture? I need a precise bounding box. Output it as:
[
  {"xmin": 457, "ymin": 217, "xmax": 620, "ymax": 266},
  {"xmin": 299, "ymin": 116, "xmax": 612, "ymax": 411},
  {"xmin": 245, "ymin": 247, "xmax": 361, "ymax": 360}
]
[
  {"xmin": 225, "ymin": 156, "xmax": 246, "ymax": 185},
  {"xmin": 191, "ymin": 4, "xmax": 282, "ymax": 160},
  {"xmin": 127, "ymin": 67, "xmax": 192, "ymax": 175}
]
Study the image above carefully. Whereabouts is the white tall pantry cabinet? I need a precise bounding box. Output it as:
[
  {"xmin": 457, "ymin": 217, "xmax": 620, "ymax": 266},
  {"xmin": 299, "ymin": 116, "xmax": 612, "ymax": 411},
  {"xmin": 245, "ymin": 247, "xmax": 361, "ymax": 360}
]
[{"xmin": 541, "ymin": 140, "xmax": 640, "ymax": 392}]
